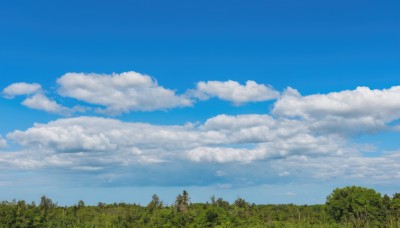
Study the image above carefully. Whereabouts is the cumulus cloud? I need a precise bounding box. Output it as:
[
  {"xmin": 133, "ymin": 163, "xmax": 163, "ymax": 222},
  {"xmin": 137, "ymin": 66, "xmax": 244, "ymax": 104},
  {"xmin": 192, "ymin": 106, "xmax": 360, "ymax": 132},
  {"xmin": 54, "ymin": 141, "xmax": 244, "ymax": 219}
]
[
  {"xmin": 2, "ymin": 111, "xmax": 400, "ymax": 186},
  {"xmin": 3, "ymin": 83, "xmax": 400, "ymax": 187},
  {"xmin": 2, "ymin": 73, "xmax": 283, "ymax": 116},
  {"xmin": 6, "ymin": 114, "xmax": 349, "ymax": 167},
  {"xmin": 22, "ymin": 93, "xmax": 70, "ymax": 115},
  {"xmin": 193, "ymin": 80, "xmax": 279, "ymax": 105},
  {"xmin": 275, "ymin": 86, "xmax": 400, "ymax": 122},
  {"xmin": 273, "ymin": 86, "xmax": 400, "ymax": 134},
  {"xmin": 56, "ymin": 72, "xmax": 193, "ymax": 114},
  {"xmin": 2, "ymin": 82, "xmax": 72, "ymax": 115},
  {"xmin": 2, "ymin": 82, "xmax": 42, "ymax": 98}
]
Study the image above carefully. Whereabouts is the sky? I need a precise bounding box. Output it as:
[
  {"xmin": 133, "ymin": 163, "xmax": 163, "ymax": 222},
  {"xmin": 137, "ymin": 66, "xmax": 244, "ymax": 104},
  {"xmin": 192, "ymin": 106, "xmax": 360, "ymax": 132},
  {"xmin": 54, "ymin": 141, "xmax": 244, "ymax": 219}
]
[{"xmin": 0, "ymin": 0, "xmax": 400, "ymax": 206}]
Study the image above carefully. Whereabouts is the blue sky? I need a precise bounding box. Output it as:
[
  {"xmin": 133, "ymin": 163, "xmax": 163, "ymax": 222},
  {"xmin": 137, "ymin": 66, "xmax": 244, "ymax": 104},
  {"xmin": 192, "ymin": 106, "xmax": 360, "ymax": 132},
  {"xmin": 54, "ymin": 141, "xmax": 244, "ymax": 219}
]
[{"xmin": 0, "ymin": 0, "xmax": 400, "ymax": 206}]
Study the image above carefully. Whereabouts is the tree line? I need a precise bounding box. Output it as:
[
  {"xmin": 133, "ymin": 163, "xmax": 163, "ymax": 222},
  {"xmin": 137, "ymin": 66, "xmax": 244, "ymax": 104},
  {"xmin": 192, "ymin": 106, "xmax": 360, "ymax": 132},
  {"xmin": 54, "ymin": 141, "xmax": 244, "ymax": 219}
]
[{"xmin": 1, "ymin": 186, "xmax": 400, "ymax": 227}]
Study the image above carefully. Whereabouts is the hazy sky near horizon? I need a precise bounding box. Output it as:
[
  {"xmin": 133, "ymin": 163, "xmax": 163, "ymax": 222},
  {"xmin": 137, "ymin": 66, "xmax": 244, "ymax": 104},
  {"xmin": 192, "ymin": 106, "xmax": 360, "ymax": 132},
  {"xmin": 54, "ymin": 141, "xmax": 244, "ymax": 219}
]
[{"xmin": 1, "ymin": 0, "xmax": 400, "ymax": 205}]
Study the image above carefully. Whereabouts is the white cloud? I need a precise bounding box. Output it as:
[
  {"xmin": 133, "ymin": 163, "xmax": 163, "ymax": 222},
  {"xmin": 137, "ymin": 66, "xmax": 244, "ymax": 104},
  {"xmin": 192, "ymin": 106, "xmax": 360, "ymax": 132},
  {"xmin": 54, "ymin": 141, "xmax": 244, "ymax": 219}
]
[
  {"xmin": 202, "ymin": 114, "xmax": 275, "ymax": 131},
  {"xmin": 187, "ymin": 146, "xmax": 266, "ymax": 163},
  {"xmin": 5, "ymin": 117, "xmax": 230, "ymax": 166},
  {"xmin": 2, "ymin": 74, "xmax": 281, "ymax": 115},
  {"xmin": 272, "ymin": 86, "xmax": 400, "ymax": 135},
  {"xmin": 57, "ymin": 72, "xmax": 193, "ymax": 114},
  {"xmin": 2, "ymin": 82, "xmax": 42, "ymax": 98},
  {"xmin": 2, "ymin": 82, "xmax": 72, "ymax": 115},
  {"xmin": 8, "ymin": 117, "xmax": 124, "ymax": 153},
  {"xmin": 193, "ymin": 80, "xmax": 279, "ymax": 105},
  {"xmin": 0, "ymin": 150, "xmax": 47, "ymax": 169},
  {"xmin": 274, "ymin": 86, "xmax": 400, "ymax": 123},
  {"xmin": 0, "ymin": 135, "xmax": 7, "ymax": 148},
  {"xmin": 22, "ymin": 93, "xmax": 70, "ymax": 115},
  {"xmin": 3, "ymin": 84, "xmax": 400, "ymax": 187},
  {"xmin": 2, "ymin": 112, "xmax": 400, "ymax": 186},
  {"xmin": 6, "ymin": 114, "xmax": 349, "ymax": 167}
]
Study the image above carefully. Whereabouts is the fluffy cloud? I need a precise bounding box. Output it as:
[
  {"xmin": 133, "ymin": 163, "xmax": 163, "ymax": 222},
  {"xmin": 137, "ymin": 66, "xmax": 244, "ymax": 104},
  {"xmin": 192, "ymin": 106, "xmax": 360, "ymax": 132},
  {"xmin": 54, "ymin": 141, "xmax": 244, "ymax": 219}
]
[
  {"xmin": 193, "ymin": 80, "xmax": 279, "ymax": 105},
  {"xmin": 22, "ymin": 93, "xmax": 70, "ymax": 115},
  {"xmin": 6, "ymin": 114, "xmax": 349, "ymax": 167},
  {"xmin": 3, "ymin": 83, "xmax": 400, "ymax": 187},
  {"xmin": 2, "ymin": 73, "xmax": 282, "ymax": 116},
  {"xmin": 57, "ymin": 72, "xmax": 193, "ymax": 114},
  {"xmin": 7, "ymin": 116, "xmax": 228, "ymax": 153},
  {"xmin": 274, "ymin": 86, "xmax": 400, "ymax": 122},
  {"xmin": 2, "ymin": 82, "xmax": 42, "ymax": 98},
  {"xmin": 2, "ymin": 82, "xmax": 71, "ymax": 115},
  {"xmin": 273, "ymin": 86, "xmax": 400, "ymax": 134},
  {"xmin": 2, "ymin": 112, "xmax": 400, "ymax": 186}
]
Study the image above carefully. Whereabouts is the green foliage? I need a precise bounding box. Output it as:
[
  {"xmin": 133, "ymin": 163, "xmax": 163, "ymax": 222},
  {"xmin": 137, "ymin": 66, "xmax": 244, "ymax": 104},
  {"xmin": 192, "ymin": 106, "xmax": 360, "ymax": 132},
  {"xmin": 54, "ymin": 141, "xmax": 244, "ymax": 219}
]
[
  {"xmin": 326, "ymin": 186, "xmax": 385, "ymax": 227},
  {"xmin": 175, "ymin": 190, "xmax": 190, "ymax": 213},
  {"xmin": 0, "ymin": 186, "xmax": 398, "ymax": 227}
]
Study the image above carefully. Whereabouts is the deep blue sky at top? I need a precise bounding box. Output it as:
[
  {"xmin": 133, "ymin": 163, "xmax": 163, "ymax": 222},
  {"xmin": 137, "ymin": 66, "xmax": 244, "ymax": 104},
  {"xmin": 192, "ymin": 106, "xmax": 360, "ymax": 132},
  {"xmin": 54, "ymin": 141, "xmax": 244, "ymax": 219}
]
[{"xmin": 0, "ymin": 0, "xmax": 399, "ymax": 129}]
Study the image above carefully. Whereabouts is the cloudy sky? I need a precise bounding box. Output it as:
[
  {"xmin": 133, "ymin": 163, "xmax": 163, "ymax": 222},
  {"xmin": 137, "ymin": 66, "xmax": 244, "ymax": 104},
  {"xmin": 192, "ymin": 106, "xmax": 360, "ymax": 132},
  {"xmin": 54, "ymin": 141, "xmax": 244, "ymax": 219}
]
[{"xmin": 1, "ymin": 0, "xmax": 399, "ymax": 205}]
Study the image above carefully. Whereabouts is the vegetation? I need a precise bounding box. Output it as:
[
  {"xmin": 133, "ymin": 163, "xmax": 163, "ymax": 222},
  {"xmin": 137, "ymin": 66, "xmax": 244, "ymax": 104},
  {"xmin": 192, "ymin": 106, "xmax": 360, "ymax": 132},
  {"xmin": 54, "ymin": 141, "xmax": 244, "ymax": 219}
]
[{"xmin": 0, "ymin": 186, "xmax": 399, "ymax": 227}]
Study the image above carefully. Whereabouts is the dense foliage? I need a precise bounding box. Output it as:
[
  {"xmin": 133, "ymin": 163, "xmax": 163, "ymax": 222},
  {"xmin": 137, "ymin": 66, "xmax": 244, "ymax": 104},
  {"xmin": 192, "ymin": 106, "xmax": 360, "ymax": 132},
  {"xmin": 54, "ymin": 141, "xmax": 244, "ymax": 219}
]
[{"xmin": 1, "ymin": 186, "xmax": 399, "ymax": 227}]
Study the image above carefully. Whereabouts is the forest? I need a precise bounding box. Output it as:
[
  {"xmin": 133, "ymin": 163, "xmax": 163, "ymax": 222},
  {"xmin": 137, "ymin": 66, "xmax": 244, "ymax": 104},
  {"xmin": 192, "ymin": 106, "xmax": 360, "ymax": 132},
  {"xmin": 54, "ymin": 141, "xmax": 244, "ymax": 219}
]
[{"xmin": 1, "ymin": 186, "xmax": 400, "ymax": 227}]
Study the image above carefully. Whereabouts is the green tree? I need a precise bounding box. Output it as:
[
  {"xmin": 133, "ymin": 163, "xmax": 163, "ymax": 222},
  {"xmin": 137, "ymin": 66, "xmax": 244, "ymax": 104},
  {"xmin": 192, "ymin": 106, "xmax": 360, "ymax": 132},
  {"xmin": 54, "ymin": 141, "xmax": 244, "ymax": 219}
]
[
  {"xmin": 326, "ymin": 186, "xmax": 384, "ymax": 227},
  {"xmin": 77, "ymin": 200, "xmax": 85, "ymax": 208},
  {"xmin": 175, "ymin": 190, "xmax": 190, "ymax": 213},
  {"xmin": 391, "ymin": 196, "xmax": 400, "ymax": 226},
  {"xmin": 39, "ymin": 195, "xmax": 56, "ymax": 224},
  {"xmin": 234, "ymin": 197, "xmax": 248, "ymax": 209},
  {"xmin": 210, "ymin": 195, "xmax": 216, "ymax": 206},
  {"xmin": 216, "ymin": 197, "xmax": 229, "ymax": 209},
  {"xmin": 147, "ymin": 194, "xmax": 162, "ymax": 212}
]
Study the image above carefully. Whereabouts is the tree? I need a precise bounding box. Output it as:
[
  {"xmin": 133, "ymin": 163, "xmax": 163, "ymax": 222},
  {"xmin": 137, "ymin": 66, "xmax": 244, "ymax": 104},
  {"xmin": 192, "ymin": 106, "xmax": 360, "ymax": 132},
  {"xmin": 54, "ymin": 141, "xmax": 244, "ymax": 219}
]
[
  {"xmin": 326, "ymin": 186, "xmax": 384, "ymax": 226},
  {"xmin": 205, "ymin": 209, "xmax": 219, "ymax": 226},
  {"xmin": 216, "ymin": 198, "xmax": 229, "ymax": 209},
  {"xmin": 77, "ymin": 200, "xmax": 85, "ymax": 208},
  {"xmin": 210, "ymin": 195, "xmax": 216, "ymax": 206},
  {"xmin": 182, "ymin": 190, "xmax": 190, "ymax": 206},
  {"xmin": 391, "ymin": 196, "xmax": 400, "ymax": 226},
  {"xmin": 147, "ymin": 194, "xmax": 162, "ymax": 212},
  {"xmin": 234, "ymin": 198, "xmax": 248, "ymax": 209},
  {"xmin": 175, "ymin": 190, "xmax": 190, "ymax": 213},
  {"xmin": 40, "ymin": 196, "xmax": 55, "ymax": 211},
  {"xmin": 39, "ymin": 196, "xmax": 56, "ymax": 224}
]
